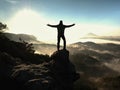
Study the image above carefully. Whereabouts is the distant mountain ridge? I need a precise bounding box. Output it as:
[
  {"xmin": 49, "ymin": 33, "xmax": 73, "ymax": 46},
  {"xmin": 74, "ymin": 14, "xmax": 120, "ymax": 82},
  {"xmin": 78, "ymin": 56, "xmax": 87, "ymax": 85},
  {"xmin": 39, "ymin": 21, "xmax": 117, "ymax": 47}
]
[
  {"xmin": 84, "ymin": 33, "xmax": 98, "ymax": 37},
  {"xmin": 4, "ymin": 32, "xmax": 43, "ymax": 44},
  {"xmin": 81, "ymin": 33, "xmax": 120, "ymax": 42}
]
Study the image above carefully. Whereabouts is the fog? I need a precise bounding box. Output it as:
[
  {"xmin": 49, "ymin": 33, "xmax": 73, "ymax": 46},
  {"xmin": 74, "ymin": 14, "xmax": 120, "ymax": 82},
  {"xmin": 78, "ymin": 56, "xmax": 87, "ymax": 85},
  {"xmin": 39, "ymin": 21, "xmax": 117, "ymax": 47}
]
[{"xmin": 5, "ymin": 33, "xmax": 120, "ymax": 74}]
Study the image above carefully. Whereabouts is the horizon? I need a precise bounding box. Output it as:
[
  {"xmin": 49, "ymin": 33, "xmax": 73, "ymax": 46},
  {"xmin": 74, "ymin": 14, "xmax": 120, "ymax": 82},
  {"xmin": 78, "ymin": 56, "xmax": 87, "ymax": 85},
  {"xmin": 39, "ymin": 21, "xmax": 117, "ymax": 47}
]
[{"xmin": 0, "ymin": 0, "xmax": 120, "ymax": 44}]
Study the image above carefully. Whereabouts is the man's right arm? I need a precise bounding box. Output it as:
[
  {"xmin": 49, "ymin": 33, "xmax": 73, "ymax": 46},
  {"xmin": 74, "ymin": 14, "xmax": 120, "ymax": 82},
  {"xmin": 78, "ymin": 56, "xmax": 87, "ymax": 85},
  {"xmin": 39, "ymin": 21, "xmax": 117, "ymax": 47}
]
[{"xmin": 47, "ymin": 24, "xmax": 57, "ymax": 28}]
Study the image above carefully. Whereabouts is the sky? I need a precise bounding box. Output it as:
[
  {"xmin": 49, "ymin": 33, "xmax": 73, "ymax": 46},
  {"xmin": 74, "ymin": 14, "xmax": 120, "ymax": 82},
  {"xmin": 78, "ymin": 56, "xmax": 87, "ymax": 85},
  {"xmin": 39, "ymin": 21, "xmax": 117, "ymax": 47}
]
[{"xmin": 0, "ymin": 0, "xmax": 120, "ymax": 44}]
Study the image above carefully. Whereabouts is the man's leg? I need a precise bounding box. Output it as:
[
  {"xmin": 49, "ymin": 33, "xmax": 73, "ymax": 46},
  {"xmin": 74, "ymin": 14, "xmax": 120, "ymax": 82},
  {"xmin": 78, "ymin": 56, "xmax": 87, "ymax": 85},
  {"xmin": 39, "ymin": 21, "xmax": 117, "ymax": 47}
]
[
  {"xmin": 57, "ymin": 36, "xmax": 60, "ymax": 51},
  {"xmin": 62, "ymin": 35, "xmax": 66, "ymax": 50}
]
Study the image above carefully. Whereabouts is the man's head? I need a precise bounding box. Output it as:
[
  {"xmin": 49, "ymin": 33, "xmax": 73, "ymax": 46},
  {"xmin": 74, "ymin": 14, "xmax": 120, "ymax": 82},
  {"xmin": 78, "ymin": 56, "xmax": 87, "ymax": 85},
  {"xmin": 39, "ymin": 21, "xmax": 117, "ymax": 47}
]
[{"xmin": 59, "ymin": 20, "xmax": 63, "ymax": 25}]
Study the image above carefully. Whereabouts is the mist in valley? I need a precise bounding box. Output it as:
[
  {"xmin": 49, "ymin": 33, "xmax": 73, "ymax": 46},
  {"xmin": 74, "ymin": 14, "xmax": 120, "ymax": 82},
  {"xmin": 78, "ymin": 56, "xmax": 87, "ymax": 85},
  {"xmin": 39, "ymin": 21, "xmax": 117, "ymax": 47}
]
[{"xmin": 6, "ymin": 33, "xmax": 120, "ymax": 73}]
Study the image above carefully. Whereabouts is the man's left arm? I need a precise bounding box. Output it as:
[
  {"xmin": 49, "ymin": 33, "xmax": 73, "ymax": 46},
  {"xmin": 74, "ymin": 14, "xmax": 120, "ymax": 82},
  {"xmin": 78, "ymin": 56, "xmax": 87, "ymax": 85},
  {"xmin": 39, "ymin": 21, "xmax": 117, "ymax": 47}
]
[{"xmin": 65, "ymin": 24, "xmax": 75, "ymax": 28}]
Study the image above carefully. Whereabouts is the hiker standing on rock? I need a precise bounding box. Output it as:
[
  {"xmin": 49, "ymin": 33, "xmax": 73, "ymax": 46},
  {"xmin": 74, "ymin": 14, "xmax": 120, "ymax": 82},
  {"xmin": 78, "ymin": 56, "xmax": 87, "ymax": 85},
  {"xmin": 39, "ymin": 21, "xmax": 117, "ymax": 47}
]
[{"xmin": 47, "ymin": 20, "xmax": 75, "ymax": 51}]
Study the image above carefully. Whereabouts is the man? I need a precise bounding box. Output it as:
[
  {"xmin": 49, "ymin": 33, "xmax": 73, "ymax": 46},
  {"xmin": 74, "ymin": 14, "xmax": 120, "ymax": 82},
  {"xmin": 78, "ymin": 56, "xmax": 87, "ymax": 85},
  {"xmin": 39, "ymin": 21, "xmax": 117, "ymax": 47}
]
[{"xmin": 47, "ymin": 20, "xmax": 75, "ymax": 51}]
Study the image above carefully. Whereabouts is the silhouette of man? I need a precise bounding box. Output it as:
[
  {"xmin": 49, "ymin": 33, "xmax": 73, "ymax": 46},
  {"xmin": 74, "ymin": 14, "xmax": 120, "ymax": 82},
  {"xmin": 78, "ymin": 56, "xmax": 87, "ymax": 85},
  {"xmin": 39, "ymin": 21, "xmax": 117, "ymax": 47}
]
[{"xmin": 47, "ymin": 20, "xmax": 75, "ymax": 51}]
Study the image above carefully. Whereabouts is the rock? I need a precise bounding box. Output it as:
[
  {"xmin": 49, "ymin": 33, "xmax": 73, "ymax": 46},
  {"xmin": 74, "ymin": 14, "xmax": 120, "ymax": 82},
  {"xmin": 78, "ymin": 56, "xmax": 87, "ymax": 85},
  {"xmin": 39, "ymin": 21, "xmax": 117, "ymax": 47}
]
[
  {"xmin": 0, "ymin": 50, "xmax": 79, "ymax": 90},
  {"xmin": 25, "ymin": 77, "xmax": 54, "ymax": 90},
  {"xmin": 11, "ymin": 63, "xmax": 54, "ymax": 90},
  {"xmin": 0, "ymin": 52, "xmax": 20, "ymax": 77},
  {"xmin": 50, "ymin": 49, "xmax": 80, "ymax": 90},
  {"xmin": 0, "ymin": 52, "xmax": 24, "ymax": 90}
]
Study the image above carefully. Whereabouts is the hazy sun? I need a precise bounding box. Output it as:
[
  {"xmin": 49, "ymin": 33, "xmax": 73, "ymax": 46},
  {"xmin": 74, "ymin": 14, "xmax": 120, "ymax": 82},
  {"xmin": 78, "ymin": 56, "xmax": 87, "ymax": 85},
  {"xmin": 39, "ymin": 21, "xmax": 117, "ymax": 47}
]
[{"xmin": 8, "ymin": 9, "xmax": 45, "ymax": 33}]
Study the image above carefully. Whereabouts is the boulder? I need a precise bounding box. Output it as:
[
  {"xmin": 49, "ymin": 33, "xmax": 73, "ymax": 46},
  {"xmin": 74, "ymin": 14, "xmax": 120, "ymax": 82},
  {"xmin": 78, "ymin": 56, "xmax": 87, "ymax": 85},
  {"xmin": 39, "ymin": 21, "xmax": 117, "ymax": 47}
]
[{"xmin": 50, "ymin": 49, "xmax": 80, "ymax": 90}]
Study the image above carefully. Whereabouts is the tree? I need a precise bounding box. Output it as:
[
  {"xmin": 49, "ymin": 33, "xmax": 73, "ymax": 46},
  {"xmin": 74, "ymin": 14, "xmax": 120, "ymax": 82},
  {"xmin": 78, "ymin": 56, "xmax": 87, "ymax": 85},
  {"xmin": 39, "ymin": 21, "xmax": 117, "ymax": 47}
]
[
  {"xmin": 19, "ymin": 38, "xmax": 35, "ymax": 54},
  {"xmin": 0, "ymin": 22, "xmax": 7, "ymax": 32}
]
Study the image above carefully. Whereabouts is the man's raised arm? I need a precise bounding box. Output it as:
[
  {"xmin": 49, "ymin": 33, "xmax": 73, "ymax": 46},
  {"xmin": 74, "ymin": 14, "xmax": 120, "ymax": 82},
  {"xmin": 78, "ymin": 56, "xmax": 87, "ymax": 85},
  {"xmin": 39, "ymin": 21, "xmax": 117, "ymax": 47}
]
[
  {"xmin": 65, "ymin": 24, "xmax": 75, "ymax": 28},
  {"xmin": 47, "ymin": 24, "xmax": 57, "ymax": 28}
]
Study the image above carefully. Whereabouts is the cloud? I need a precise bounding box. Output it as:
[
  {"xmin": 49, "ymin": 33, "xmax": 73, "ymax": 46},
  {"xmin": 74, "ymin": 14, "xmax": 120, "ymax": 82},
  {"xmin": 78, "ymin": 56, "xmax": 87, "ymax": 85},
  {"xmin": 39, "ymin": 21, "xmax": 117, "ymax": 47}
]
[{"xmin": 6, "ymin": 0, "xmax": 18, "ymax": 4}]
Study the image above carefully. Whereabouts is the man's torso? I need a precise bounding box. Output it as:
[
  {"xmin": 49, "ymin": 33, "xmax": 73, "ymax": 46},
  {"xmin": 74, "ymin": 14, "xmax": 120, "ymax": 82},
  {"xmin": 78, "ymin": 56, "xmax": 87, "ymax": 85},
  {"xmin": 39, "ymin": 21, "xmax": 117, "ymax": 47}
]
[{"xmin": 57, "ymin": 25, "xmax": 65, "ymax": 36}]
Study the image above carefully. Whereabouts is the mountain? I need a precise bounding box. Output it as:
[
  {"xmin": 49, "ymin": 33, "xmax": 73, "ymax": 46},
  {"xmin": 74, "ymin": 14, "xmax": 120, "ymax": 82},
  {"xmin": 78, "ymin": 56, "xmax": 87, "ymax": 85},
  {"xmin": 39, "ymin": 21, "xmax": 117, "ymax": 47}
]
[
  {"xmin": 70, "ymin": 53, "xmax": 118, "ymax": 77},
  {"xmin": 4, "ymin": 32, "xmax": 43, "ymax": 44},
  {"xmin": 4, "ymin": 32, "xmax": 57, "ymax": 54},
  {"xmin": 70, "ymin": 42, "xmax": 120, "ymax": 61},
  {"xmin": 81, "ymin": 33, "xmax": 120, "ymax": 42},
  {"xmin": 84, "ymin": 33, "xmax": 98, "ymax": 37},
  {"xmin": 80, "ymin": 33, "xmax": 98, "ymax": 40},
  {"xmin": 68, "ymin": 42, "xmax": 120, "ymax": 90},
  {"xmin": 99, "ymin": 36, "xmax": 120, "ymax": 42}
]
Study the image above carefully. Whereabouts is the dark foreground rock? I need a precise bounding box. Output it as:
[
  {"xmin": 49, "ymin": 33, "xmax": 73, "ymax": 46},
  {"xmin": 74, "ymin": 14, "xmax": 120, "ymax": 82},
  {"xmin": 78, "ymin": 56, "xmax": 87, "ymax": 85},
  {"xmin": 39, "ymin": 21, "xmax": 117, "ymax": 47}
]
[
  {"xmin": 0, "ymin": 49, "xmax": 79, "ymax": 90},
  {"xmin": 50, "ymin": 49, "xmax": 80, "ymax": 90}
]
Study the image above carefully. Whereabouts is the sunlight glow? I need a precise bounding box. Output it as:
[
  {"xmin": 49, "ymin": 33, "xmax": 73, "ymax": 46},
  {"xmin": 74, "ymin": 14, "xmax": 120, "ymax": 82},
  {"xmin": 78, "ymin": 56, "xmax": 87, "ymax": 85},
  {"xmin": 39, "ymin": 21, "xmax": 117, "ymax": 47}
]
[
  {"xmin": 8, "ymin": 9, "xmax": 56, "ymax": 43},
  {"xmin": 8, "ymin": 9, "xmax": 45, "ymax": 33}
]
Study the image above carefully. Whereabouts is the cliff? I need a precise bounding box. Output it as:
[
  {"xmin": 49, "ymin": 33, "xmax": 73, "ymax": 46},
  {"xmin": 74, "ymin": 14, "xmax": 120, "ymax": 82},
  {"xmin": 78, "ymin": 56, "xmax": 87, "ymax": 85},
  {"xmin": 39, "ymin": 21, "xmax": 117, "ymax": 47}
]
[{"xmin": 50, "ymin": 50, "xmax": 80, "ymax": 90}]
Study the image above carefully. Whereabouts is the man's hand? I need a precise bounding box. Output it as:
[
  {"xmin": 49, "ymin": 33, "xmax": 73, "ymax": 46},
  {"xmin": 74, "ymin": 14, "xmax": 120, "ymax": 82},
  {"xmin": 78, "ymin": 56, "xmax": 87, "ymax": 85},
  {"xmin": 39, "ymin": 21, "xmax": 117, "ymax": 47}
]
[
  {"xmin": 73, "ymin": 24, "xmax": 75, "ymax": 26},
  {"xmin": 47, "ymin": 24, "xmax": 50, "ymax": 26}
]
